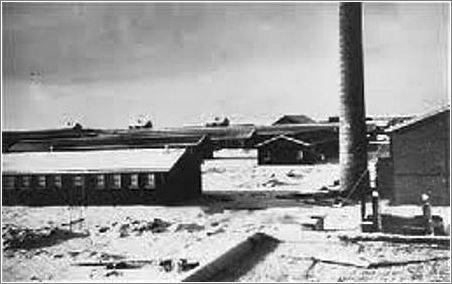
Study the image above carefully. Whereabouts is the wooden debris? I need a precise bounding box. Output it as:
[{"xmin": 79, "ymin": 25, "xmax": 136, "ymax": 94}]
[
  {"xmin": 301, "ymin": 216, "xmax": 325, "ymax": 231},
  {"xmin": 60, "ymin": 218, "xmax": 85, "ymax": 227},
  {"xmin": 159, "ymin": 259, "xmax": 174, "ymax": 272},
  {"xmin": 177, "ymin": 259, "xmax": 200, "ymax": 272},
  {"xmin": 3, "ymin": 224, "xmax": 89, "ymax": 250},
  {"xmin": 289, "ymin": 255, "xmax": 450, "ymax": 269},
  {"xmin": 304, "ymin": 258, "xmax": 319, "ymax": 279},
  {"xmin": 72, "ymin": 259, "xmax": 155, "ymax": 269},
  {"xmin": 339, "ymin": 234, "xmax": 450, "ymax": 247},
  {"xmin": 367, "ymin": 256, "xmax": 450, "ymax": 268},
  {"xmin": 289, "ymin": 255, "xmax": 369, "ymax": 269}
]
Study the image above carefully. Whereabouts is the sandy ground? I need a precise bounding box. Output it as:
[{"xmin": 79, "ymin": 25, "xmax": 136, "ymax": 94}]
[{"xmin": 2, "ymin": 149, "xmax": 450, "ymax": 282}]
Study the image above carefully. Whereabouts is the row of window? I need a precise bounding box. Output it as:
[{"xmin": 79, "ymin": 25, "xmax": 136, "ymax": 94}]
[
  {"xmin": 3, "ymin": 173, "xmax": 156, "ymax": 191},
  {"xmin": 262, "ymin": 150, "xmax": 305, "ymax": 161}
]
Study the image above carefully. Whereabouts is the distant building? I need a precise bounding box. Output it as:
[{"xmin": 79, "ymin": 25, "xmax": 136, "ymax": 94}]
[
  {"xmin": 209, "ymin": 127, "xmax": 256, "ymax": 149},
  {"xmin": 254, "ymin": 123, "xmax": 339, "ymax": 146},
  {"xmin": 7, "ymin": 135, "xmax": 214, "ymax": 159},
  {"xmin": 255, "ymin": 134, "xmax": 338, "ymax": 165},
  {"xmin": 2, "ymin": 127, "xmax": 96, "ymax": 153},
  {"xmin": 2, "ymin": 148, "xmax": 203, "ymax": 206},
  {"xmin": 377, "ymin": 105, "xmax": 450, "ymax": 205},
  {"xmin": 272, "ymin": 115, "xmax": 316, "ymax": 125},
  {"xmin": 328, "ymin": 116, "xmax": 340, "ymax": 123},
  {"xmin": 328, "ymin": 116, "xmax": 384, "ymax": 123},
  {"xmin": 205, "ymin": 116, "xmax": 230, "ymax": 127},
  {"xmin": 166, "ymin": 126, "xmax": 257, "ymax": 149}
]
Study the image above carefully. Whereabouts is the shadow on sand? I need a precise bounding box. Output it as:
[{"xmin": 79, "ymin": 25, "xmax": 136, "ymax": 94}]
[
  {"xmin": 170, "ymin": 190, "xmax": 345, "ymax": 214},
  {"xmin": 3, "ymin": 190, "xmax": 345, "ymax": 215},
  {"xmin": 183, "ymin": 232, "xmax": 281, "ymax": 282}
]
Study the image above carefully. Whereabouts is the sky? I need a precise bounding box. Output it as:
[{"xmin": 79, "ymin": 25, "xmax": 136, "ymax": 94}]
[{"xmin": 2, "ymin": 2, "xmax": 450, "ymax": 130}]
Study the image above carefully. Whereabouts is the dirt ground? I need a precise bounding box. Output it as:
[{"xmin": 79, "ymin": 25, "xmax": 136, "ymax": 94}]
[{"xmin": 2, "ymin": 150, "xmax": 450, "ymax": 282}]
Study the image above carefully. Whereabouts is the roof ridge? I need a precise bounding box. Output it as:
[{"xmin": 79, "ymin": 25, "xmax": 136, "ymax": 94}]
[
  {"xmin": 386, "ymin": 104, "xmax": 450, "ymax": 133},
  {"xmin": 255, "ymin": 135, "xmax": 311, "ymax": 148}
]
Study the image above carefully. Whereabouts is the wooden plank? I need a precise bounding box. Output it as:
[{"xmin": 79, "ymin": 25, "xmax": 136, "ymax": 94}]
[{"xmin": 339, "ymin": 233, "xmax": 450, "ymax": 246}]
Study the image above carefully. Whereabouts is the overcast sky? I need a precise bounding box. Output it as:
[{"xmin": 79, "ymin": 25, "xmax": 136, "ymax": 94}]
[{"xmin": 2, "ymin": 2, "xmax": 450, "ymax": 130}]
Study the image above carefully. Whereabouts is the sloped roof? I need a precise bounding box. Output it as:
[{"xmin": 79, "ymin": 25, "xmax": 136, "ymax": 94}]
[
  {"xmin": 3, "ymin": 148, "xmax": 186, "ymax": 175},
  {"xmin": 162, "ymin": 126, "xmax": 256, "ymax": 141},
  {"xmin": 256, "ymin": 123, "xmax": 339, "ymax": 136},
  {"xmin": 386, "ymin": 105, "xmax": 450, "ymax": 133},
  {"xmin": 272, "ymin": 115, "xmax": 316, "ymax": 125},
  {"xmin": 255, "ymin": 135, "xmax": 312, "ymax": 148},
  {"xmin": 6, "ymin": 134, "xmax": 210, "ymax": 153},
  {"xmin": 2, "ymin": 127, "xmax": 99, "ymax": 141},
  {"xmin": 8, "ymin": 141, "xmax": 51, "ymax": 153}
]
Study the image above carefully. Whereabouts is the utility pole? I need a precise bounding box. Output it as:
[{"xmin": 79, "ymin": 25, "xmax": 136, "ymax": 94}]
[{"xmin": 339, "ymin": 2, "xmax": 369, "ymax": 210}]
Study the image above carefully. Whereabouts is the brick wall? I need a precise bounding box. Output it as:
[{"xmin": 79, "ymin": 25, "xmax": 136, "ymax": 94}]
[{"xmin": 391, "ymin": 111, "xmax": 450, "ymax": 205}]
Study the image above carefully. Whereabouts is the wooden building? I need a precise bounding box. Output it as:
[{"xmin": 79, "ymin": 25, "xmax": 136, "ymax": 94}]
[
  {"xmin": 2, "ymin": 125, "xmax": 102, "ymax": 152},
  {"xmin": 377, "ymin": 105, "xmax": 450, "ymax": 205},
  {"xmin": 7, "ymin": 134, "xmax": 214, "ymax": 159},
  {"xmin": 254, "ymin": 124, "xmax": 339, "ymax": 146},
  {"xmin": 2, "ymin": 147, "xmax": 203, "ymax": 206},
  {"xmin": 255, "ymin": 135, "xmax": 338, "ymax": 165},
  {"xmin": 163, "ymin": 126, "xmax": 256, "ymax": 149}
]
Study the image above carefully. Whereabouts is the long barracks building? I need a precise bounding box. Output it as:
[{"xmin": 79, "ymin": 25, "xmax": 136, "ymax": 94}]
[{"xmin": 2, "ymin": 147, "xmax": 203, "ymax": 206}]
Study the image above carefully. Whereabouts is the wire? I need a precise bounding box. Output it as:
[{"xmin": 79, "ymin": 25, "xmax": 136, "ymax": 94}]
[
  {"xmin": 344, "ymin": 168, "xmax": 369, "ymax": 200},
  {"xmin": 343, "ymin": 142, "xmax": 388, "ymax": 201}
]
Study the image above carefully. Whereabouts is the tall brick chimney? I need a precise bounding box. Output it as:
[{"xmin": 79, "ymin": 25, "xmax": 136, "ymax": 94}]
[{"xmin": 339, "ymin": 2, "xmax": 369, "ymax": 203}]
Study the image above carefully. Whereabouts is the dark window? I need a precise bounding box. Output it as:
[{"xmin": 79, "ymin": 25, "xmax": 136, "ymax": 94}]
[
  {"xmin": 53, "ymin": 175, "xmax": 63, "ymax": 188},
  {"xmin": 264, "ymin": 151, "xmax": 271, "ymax": 162},
  {"xmin": 143, "ymin": 173, "xmax": 155, "ymax": 190},
  {"xmin": 130, "ymin": 174, "xmax": 139, "ymax": 189},
  {"xmin": 73, "ymin": 175, "xmax": 84, "ymax": 187},
  {"xmin": 37, "ymin": 175, "xmax": 46, "ymax": 188},
  {"xmin": 3, "ymin": 176, "xmax": 15, "ymax": 190},
  {"xmin": 112, "ymin": 174, "xmax": 121, "ymax": 189},
  {"xmin": 54, "ymin": 175, "xmax": 62, "ymax": 189},
  {"xmin": 96, "ymin": 174, "xmax": 105, "ymax": 190},
  {"xmin": 20, "ymin": 176, "xmax": 31, "ymax": 189},
  {"xmin": 297, "ymin": 151, "xmax": 304, "ymax": 161}
]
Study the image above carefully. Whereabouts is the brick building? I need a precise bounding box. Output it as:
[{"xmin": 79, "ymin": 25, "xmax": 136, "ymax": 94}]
[{"xmin": 377, "ymin": 105, "xmax": 450, "ymax": 205}]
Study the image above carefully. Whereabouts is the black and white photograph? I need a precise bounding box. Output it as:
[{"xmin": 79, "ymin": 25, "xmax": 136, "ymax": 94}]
[{"xmin": 1, "ymin": 1, "xmax": 451, "ymax": 282}]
